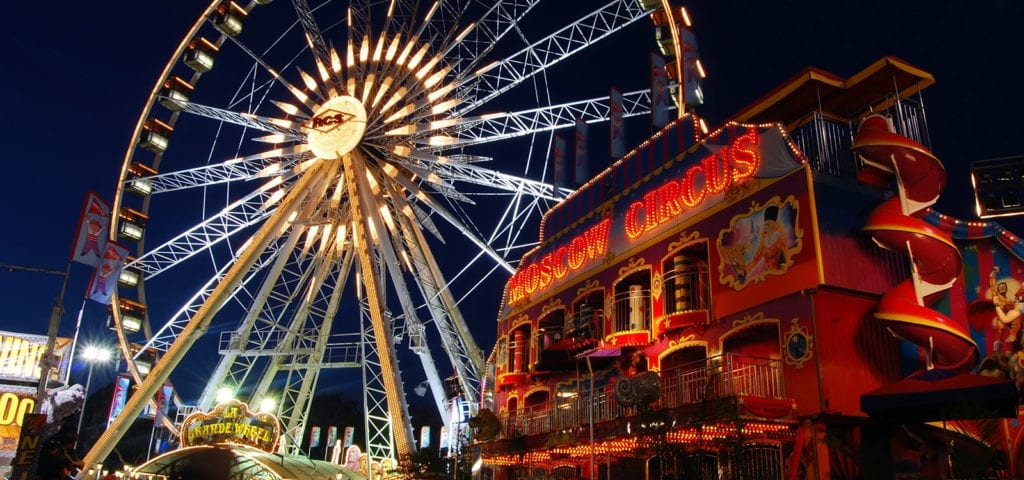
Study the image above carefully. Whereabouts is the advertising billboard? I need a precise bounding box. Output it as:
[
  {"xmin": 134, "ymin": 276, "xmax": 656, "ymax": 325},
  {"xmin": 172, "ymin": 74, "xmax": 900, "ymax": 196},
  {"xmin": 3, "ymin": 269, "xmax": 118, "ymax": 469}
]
[{"xmin": 0, "ymin": 330, "xmax": 72, "ymax": 472}]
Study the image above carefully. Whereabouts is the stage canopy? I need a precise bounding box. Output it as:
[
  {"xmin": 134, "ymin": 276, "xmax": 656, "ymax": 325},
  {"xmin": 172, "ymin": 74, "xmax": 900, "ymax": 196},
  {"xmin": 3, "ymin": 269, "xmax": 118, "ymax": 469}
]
[{"xmin": 132, "ymin": 445, "xmax": 366, "ymax": 480}]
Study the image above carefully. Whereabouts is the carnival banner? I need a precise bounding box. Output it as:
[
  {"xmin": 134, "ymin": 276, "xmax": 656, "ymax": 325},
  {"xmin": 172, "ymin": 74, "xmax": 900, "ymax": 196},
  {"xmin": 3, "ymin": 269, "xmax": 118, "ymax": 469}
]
[
  {"xmin": 651, "ymin": 53, "xmax": 670, "ymax": 128},
  {"xmin": 7, "ymin": 412, "xmax": 45, "ymax": 479},
  {"xmin": 326, "ymin": 425, "xmax": 338, "ymax": 447},
  {"xmin": 574, "ymin": 118, "xmax": 589, "ymax": 185},
  {"xmin": 108, "ymin": 374, "xmax": 131, "ymax": 428},
  {"xmin": 679, "ymin": 25, "xmax": 704, "ymax": 107},
  {"xmin": 70, "ymin": 191, "xmax": 111, "ymax": 267},
  {"xmin": 342, "ymin": 425, "xmax": 354, "ymax": 448},
  {"xmin": 86, "ymin": 242, "xmax": 129, "ymax": 305},
  {"xmin": 153, "ymin": 383, "xmax": 173, "ymax": 428},
  {"xmin": 419, "ymin": 425, "xmax": 431, "ymax": 449},
  {"xmin": 310, "ymin": 425, "xmax": 321, "ymax": 448},
  {"xmin": 553, "ymin": 134, "xmax": 568, "ymax": 189},
  {"xmin": 610, "ymin": 87, "xmax": 625, "ymax": 159}
]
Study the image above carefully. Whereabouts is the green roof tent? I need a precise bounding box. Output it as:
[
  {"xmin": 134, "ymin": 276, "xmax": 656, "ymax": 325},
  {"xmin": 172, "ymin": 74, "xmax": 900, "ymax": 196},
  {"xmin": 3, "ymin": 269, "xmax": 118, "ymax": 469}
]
[{"xmin": 131, "ymin": 445, "xmax": 367, "ymax": 480}]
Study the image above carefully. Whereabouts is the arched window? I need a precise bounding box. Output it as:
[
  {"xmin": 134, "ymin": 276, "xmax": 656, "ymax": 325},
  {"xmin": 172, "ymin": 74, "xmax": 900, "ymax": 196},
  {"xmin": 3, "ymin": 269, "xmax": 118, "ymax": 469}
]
[
  {"xmin": 570, "ymin": 290, "xmax": 604, "ymax": 341},
  {"xmin": 663, "ymin": 242, "xmax": 710, "ymax": 315},
  {"xmin": 613, "ymin": 269, "xmax": 651, "ymax": 333}
]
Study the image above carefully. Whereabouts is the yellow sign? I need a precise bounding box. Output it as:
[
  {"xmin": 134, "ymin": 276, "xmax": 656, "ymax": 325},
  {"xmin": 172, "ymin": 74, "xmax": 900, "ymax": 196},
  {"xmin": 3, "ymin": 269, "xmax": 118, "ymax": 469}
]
[
  {"xmin": 0, "ymin": 331, "xmax": 72, "ymax": 384},
  {"xmin": 180, "ymin": 399, "xmax": 281, "ymax": 453}
]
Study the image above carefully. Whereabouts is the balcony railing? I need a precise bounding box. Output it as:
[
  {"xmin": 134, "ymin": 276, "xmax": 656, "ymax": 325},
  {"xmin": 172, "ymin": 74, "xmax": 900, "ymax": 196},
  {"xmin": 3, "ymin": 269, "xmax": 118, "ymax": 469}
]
[
  {"xmin": 790, "ymin": 94, "xmax": 929, "ymax": 179},
  {"xmin": 612, "ymin": 287, "xmax": 651, "ymax": 332},
  {"xmin": 566, "ymin": 308, "xmax": 604, "ymax": 341},
  {"xmin": 499, "ymin": 354, "xmax": 784, "ymax": 438}
]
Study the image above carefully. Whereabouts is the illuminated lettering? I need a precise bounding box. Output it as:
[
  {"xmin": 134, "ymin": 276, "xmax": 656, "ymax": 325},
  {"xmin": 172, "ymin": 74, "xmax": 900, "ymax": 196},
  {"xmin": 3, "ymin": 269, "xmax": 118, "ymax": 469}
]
[
  {"xmin": 624, "ymin": 202, "xmax": 646, "ymax": 239},
  {"xmin": 507, "ymin": 219, "xmax": 612, "ymax": 304},
  {"xmin": 0, "ymin": 393, "xmax": 34, "ymax": 426},
  {"xmin": 506, "ymin": 127, "xmax": 762, "ymax": 305}
]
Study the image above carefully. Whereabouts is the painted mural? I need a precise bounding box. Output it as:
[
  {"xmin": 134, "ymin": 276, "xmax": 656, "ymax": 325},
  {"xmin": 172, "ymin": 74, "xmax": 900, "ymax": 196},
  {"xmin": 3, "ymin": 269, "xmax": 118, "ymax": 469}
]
[{"xmin": 716, "ymin": 195, "xmax": 803, "ymax": 290}]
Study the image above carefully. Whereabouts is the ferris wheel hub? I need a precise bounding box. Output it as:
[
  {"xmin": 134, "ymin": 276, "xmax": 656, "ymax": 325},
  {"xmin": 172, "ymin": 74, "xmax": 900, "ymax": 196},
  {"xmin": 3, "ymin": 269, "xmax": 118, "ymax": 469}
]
[{"xmin": 305, "ymin": 95, "xmax": 367, "ymax": 160}]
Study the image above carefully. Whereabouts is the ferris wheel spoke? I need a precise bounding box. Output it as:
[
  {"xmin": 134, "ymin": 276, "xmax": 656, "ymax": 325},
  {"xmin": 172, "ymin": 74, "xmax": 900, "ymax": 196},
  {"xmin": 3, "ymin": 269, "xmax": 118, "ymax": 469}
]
[
  {"xmin": 126, "ymin": 187, "xmax": 285, "ymax": 279},
  {"xmin": 176, "ymin": 100, "xmax": 307, "ymax": 138},
  {"xmin": 290, "ymin": 0, "xmax": 333, "ymax": 71},
  {"xmin": 447, "ymin": 88, "xmax": 660, "ymax": 147},
  {"xmin": 398, "ymin": 207, "xmax": 483, "ymax": 401},
  {"xmin": 131, "ymin": 148, "xmax": 309, "ymax": 194},
  {"xmin": 456, "ymin": 0, "xmax": 648, "ymax": 117},
  {"xmin": 217, "ymin": 27, "xmax": 325, "ymax": 110},
  {"xmin": 383, "ymin": 165, "xmax": 514, "ymax": 273},
  {"xmin": 134, "ymin": 230, "xmax": 293, "ymax": 364},
  {"xmin": 138, "ymin": 179, "xmax": 337, "ymax": 359},
  {"xmin": 200, "ymin": 220, "xmax": 319, "ymax": 408},
  {"xmin": 443, "ymin": 0, "xmax": 541, "ymax": 78},
  {"xmin": 425, "ymin": 155, "xmax": 570, "ymax": 201}
]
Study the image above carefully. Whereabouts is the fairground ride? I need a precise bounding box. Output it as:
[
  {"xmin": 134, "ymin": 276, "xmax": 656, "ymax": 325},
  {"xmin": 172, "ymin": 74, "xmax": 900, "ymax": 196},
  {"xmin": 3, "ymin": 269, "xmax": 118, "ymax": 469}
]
[{"xmin": 84, "ymin": 0, "xmax": 696, "ymax": 470}]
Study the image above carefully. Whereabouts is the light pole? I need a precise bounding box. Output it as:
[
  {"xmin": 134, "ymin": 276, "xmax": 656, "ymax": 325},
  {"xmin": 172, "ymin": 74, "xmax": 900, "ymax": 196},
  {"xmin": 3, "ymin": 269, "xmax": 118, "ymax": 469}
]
[{"xmin": 76, "ymin": 345, "xmax": 112, "ymax": 436}]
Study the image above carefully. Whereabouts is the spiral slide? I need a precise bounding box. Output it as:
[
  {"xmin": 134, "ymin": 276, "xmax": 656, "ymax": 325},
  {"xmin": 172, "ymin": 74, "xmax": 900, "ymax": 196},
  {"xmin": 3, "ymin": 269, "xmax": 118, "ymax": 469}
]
[{"xmin": 854, "ymin": 115, "xmax": 979, "ymax": 373}]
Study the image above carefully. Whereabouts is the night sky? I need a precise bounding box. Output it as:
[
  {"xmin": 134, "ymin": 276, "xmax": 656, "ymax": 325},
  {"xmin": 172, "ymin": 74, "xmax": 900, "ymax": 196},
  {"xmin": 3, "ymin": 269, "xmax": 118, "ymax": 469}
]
[{"xmin": 2, "ymin": 1, "xmax": 1022, "ymax": 400}]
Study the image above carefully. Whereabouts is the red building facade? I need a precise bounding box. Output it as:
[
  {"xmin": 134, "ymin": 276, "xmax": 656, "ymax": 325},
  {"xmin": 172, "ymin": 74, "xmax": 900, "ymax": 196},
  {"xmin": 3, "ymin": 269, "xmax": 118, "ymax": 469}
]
[{"xmin": 474, "ymin": 56, "xmax": 1024, "ymax": 479}]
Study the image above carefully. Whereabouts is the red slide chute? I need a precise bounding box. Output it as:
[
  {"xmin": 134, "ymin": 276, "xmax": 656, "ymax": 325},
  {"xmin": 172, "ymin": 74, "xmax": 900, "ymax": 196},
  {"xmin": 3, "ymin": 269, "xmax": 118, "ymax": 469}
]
[{"xmin": 854, "ymin": 115, "xmax": 979, "ymax": 373}]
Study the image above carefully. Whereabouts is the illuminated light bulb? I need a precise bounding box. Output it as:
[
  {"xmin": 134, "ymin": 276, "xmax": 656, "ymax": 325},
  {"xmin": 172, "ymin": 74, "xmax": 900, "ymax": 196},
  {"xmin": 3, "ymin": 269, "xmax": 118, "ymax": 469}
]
[
  {"xmin": 269, "ymin": 117, "xmax": 301, "ymax": 130},
  {"xmin": 372, "ymin": 32, "xmax": 386, "ymax": 62},
  {"xmin": 474, "ymin": 60, "xmax": 499, "ymax": 77},
  {"xmin": 361, "ymin": 74, "xmax": 376, "ymax": 102},
  {"xmin": 315, "ymin": 58, "xmax": 330, "ymax": 82},
  {"xmin": 261, "ymin": 188, "xmax": 286, "ymax": 210},
  {"xmin": 287, "ymin": 85, "xmax": 310, "ymax": 104},
  {"xmin": 696, "ymin": 59, "xmax": 707, "ymax": 78},
  {"xmin": 371, "ymin": 76, "xmax": 394, "ymax": 108},
  {"xmin": 430, "ymin": 98, "xmax": 460, "ymax": 114},
  {"xmin": 680, "ymin": 6, "xmax": 692, "ymax": 27},
  {"xmin": 415, "ymin": 54, "xmax": 443, "ymax": 80},
  {"xmin": 330, "ymin": 47, "xmax": 342, "ymax": 73},
  {"xmin": 384, "ymin": 124, "xmax": 417, "ymax": 136},
  {"xmin": 299, "ymin": 68, "xmax": 317, "ymax": 92},
  {"xmin": 256, "ymin": 162, "xmax": 282, "ymax": 177},
  {"xmin": 271, "ymin": 100, "xmax": 301, "ymax": 116},
  {"xmin": 385, "ymin": 34, "xmax": 401, "ymax": 61},
  {"xmin": 427, "ymin": 82, "xmax": 457, "ymax": 103},
  {"xmin": 424, "ymin": 67, "xmax": 450, "ymax": 89},
  {"xmin": 384, "ymin": 104, "xmax": 415, "ymax": 124},
  {"xmin": 408, "ymin": 43, "xmax": 431, "ymax": 70},
  {"xmin": 423, "ymin": 1, "xmax": 439, "ymax": 24},
  {"xmin": 359, "ymin": 34, "xmax": 370, "ymax": 63},
  {"xmin": 395, "ymin": 38, "xmax": 416, "ymax": 67},
  {"xmin": 391, "ymin": 145, "xmax": 412, "ymax": 156},
  {"xmin": 346, "ymin": 37, "xmax": 356, "ymax": 67},
  {"xmin": 252, "ymin": 133, "xmax": 291, "ymax": 144},
  {"xmin": 424, "ymin": 135, "xmax": 458, "ymax": 146}
]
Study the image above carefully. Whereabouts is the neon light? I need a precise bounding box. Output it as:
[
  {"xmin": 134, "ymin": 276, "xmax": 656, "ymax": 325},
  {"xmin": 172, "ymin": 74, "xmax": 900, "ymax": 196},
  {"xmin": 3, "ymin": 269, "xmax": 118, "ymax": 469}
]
[
  {"xmin": 509, "ymin": 128, "xmax": 762, "ymax": 305},
  {"xmin": 625, "ymin": 128, "xmax": 760, "ymax": 239},
  {"xmin": 508, "ymin": 219, "xmax": 612, "ymax": 304}
]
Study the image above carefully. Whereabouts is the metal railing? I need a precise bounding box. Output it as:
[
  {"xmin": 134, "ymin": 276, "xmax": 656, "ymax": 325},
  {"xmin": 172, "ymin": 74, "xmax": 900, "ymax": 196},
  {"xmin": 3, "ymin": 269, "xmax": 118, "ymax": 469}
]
[
  {"xmin": 566, "ymin": 308, "xmax": 604, "ymax": 341},
  {"xmin": 790, "ymin": 94, "xmax": 929, "ymax": 179},
  {"xmin": 612, "ymin": 287, "xmax": 651, "ymax": 332},
  {"xmin": 662, "ymin": 261, "xmax": 710, "ymax": 315},
  {"xmin": 499, "ymin": 354, "xmax": 784, "ymax": 438}
]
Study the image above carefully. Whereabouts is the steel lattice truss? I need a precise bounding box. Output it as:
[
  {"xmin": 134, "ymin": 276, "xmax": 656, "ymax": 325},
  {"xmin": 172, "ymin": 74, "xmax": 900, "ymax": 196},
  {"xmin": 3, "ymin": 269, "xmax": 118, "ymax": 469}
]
[{"xmin": 89, "ymin": 0, "xmax": 674, "ymax": 469}]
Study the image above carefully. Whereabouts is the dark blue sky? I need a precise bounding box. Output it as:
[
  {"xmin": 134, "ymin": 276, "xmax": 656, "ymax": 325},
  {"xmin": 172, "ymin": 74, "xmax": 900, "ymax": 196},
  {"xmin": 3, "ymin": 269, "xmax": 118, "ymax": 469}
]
[{"xmin": 2, "ymin": 1, "xmax": 1022, "ymax": 396}]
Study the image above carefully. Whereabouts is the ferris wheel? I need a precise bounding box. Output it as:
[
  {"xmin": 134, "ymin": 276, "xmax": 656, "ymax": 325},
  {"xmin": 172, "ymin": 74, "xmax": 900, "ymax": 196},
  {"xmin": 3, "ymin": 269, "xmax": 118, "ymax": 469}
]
[{"xmin": 86, "ymin": 0, "xmax": 695, "ymax": 468}]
